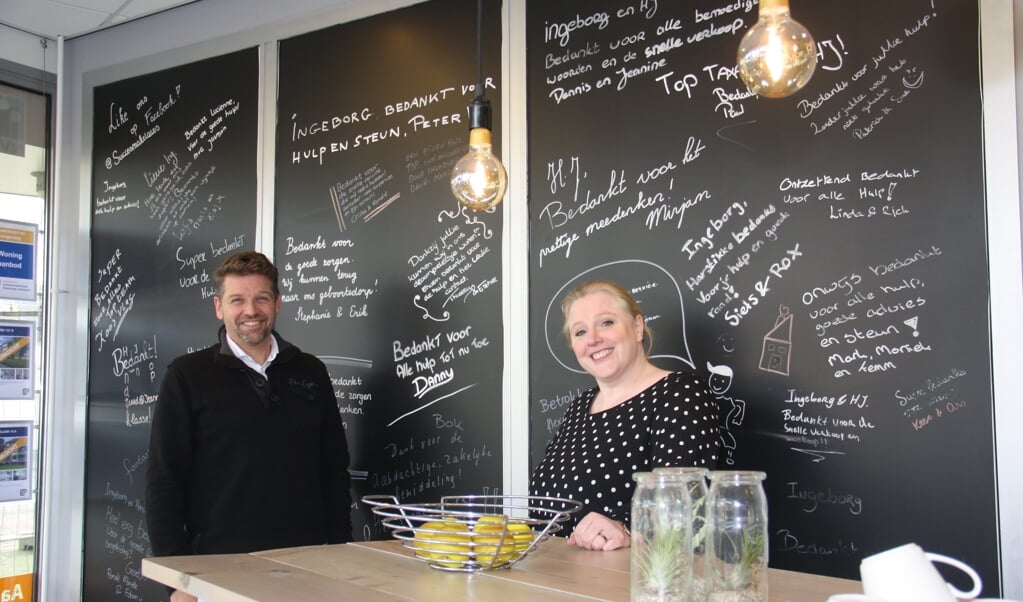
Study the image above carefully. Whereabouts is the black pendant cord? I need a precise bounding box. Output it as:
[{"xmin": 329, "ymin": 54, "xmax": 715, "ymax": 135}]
[
  {"xmin": 466, "ymin": 0, "xmax": 491, "ymax": 131},
  {"xmin": 475, "ymin": 0, "xmax": 484, "ymax": 100}
]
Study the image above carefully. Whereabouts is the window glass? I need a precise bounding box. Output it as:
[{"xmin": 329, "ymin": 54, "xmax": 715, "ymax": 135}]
[{"xmin": 0, "ymin": 81, "xmax": 48, "ymax": 600}]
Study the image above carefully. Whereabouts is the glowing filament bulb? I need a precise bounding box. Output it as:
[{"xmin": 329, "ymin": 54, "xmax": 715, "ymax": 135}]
[
  {"xmin": 470, "ymin": 161, "xmax": 488, "ymax": 197},
  {"xmin": 450, "ymin": 126, "xmax": 507, "ymax": 211},
  {"xmin": 737, "ymin": 0, "xmax": 817, "ymax": 98},
  {"xmin": 766, "ymin": 29, "xmax": 785, "ymax": 82}
]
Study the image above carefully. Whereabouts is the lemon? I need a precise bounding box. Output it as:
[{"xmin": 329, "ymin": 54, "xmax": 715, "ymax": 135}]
[
  {"xmin": 414, "ymin": 520, "xmax": 472, "ymax": 568},
  {"xmin": 472, "ymin": 528, "xmax": 516, "ymax": 567},
  {"xmin": 475, "ymin": 515, "xmax": 534, "ymax": 553},
  {"xmin": 473, "ymin": 515, "xmax": 535, "ymax": 564},
  {"xmin": 475, "ymin": 514, "xmax": 507, "ymax": 525},
  {"xmin": 507, "ymin": 521, "xmax": 534, "ymax": 552}
]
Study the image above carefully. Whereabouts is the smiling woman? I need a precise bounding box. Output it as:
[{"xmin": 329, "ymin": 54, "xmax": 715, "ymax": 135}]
[{"xmin": 530, "ymin": 280, "xmax": 720, "ymax": 548}]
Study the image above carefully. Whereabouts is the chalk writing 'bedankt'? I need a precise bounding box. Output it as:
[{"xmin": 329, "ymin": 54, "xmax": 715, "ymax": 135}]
[{"xmin": 393, "ymin": 334, "xmax": 441, "ymax": 361}]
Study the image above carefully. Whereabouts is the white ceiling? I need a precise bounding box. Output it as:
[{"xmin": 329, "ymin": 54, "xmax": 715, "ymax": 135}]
[
  {"xmin": 1, "ymin": 3, "xmax": 203, "ymax": 198},
  {"xmin": 1, "ymin": 0, "xmax": 200, "ymax": 40}
]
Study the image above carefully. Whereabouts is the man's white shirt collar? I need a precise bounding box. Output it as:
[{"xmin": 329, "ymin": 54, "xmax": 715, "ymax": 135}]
[{"xmin": 226, "ymin": 333, "xmax": 279, "ymax": 377}]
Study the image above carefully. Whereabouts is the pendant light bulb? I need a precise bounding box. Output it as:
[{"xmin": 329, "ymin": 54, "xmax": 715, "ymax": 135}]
[
  {"xmin": 737, "ymin": 0, "xmax": 817, "ymax": 99},
  {"xmin": 451, "ymin": 96, "xmax": 507, "ymax": 211}
]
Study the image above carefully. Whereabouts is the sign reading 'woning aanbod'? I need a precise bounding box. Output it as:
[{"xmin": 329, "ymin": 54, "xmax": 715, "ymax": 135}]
[{"xmin": 0, "ymin": 220, "xmax": 36, "ymax": 302}]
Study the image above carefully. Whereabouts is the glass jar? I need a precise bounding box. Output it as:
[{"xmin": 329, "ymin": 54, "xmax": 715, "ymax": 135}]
[
  {"xmin": 654, "ymin": 466, "xmax": 710, "ymax": 601},
  {"xmin": 706, "ymin": 471, "xmax": 768, "ymax": 602},
  {"xmin": 630, "ymin": 471, "xmax": 694, "ymax": 602}
]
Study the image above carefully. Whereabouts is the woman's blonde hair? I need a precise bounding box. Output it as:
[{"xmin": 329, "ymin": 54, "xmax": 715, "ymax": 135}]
[{"xmin": 560, "ymin": 279, "xmax": 653, "ymax": 349}]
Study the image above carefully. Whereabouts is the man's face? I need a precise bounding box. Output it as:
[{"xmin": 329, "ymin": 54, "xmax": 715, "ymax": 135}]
[{"xmin": 213, "ymin": 273, "xmax": 281, "ymax": 353}]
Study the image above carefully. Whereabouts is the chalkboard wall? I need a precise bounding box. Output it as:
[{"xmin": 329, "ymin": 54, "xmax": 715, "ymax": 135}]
[
  {"xmin": 79, "ymin": 0, "xmax": 1003, "ymax": 596},
  {"xmin": 526, "ymin": 0, "xmax": 999, "ymax": 592},
  {"xmin": 274, "ymin": 0, "xmax": 505, "ymax": 542},
  {"xmin": 85, "ymin": 48, "xmax": 258, "ymax": 601}
]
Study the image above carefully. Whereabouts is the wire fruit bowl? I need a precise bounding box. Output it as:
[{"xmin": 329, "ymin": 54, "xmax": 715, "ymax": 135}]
[{"xmin": 362, "ymin": 494, "xmax": 581, "ymax": 572}]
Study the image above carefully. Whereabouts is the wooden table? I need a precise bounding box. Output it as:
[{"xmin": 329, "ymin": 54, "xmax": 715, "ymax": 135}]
[{"xmin": 142, "ymin": 539, "xmax": 861, "ymax": 601}]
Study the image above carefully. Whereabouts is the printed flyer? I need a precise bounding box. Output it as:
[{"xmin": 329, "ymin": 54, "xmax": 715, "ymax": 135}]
[
  {"xmin": 0, "ymin": 421, "xmax": 32, "ymax": 501},
  {"xmin": 0, "ymin": 321, "xmax": 33, "ymax": 400},
  {"xmin": 0, "ymin": 220, "xmax": 36, "ymax": 302}
]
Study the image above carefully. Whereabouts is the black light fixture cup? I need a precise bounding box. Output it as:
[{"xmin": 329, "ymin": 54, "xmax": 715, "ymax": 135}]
[{"xmin": 468, "ymin": 95, "xmax": 492, "ymax": 131}]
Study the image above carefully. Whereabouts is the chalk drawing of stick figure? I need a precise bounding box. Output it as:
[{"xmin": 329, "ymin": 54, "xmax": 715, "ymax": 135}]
[{"xmin": 707, "ymin": 362, "xmax": 746, "ymax": 465}]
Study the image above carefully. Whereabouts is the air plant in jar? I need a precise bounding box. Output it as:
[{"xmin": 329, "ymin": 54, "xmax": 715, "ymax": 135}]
[
  {"xmin": 706, "ymin": 471, "xmax": 768, "ymax": 602},
  {"xmin": 631, "ymin": 472, "xmax": 694, "ymax": 602}
]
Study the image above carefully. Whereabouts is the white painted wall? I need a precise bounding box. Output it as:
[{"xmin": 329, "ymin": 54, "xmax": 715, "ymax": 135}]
[
  {"xmin": 997, "ymin": 0, "xmax": 1023, "ymax": 595},
  {"xmin": 0, "ymin": 25, "xmax": 58, "ymax": 74},
  {"xmin": 4, "ymin": 0, "xmax": 1019, "ymax": 598}
]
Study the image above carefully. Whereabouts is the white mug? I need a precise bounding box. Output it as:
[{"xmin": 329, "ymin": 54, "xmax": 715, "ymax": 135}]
[
  {"xmin": 827, "ymin": 595, "xmax": 886, "ymax": 602},
  {"xmin": 859, "ymin": 543, "xmax": 983, "ymax": 602}
]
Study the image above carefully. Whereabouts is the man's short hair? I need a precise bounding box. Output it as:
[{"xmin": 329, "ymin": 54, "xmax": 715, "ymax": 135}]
[{"xmin": 213, "ymin": 251, "xmax": 280, "ymax": 297}]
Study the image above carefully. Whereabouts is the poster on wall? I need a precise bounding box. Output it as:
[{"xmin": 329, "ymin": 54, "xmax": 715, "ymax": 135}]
[
  {"xmin": 0, "ymin": 321, "xmax": 33, "ymax": 400},
  {"xmin": 0, "ymin": 220, "xmax": 36, "ymax": 302},
  {"xmin": 0, "ymin": 421, "xmax": 32, "ymax": 501}
]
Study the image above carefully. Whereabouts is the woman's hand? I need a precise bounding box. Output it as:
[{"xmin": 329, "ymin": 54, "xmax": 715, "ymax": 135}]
[
  {"xmin": 567, "ymin": 512, "xmax": 630, "ymax": 551},
  {"xmin": 170, "ymin": 590, "xmax": 198, "ymax": 602}
]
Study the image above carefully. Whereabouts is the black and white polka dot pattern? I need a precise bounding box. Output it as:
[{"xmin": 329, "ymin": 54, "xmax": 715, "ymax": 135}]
[{"xmin": 530, "ymin": 371, "xmax": 720, "ymax": 531}]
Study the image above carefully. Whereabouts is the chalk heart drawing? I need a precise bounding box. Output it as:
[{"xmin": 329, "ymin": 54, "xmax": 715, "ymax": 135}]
[{"xmin": 544, "ymin": 260, "xmax": 695, "ymax": 374}]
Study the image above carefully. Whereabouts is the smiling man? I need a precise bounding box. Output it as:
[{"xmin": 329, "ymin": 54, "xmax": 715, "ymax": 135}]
[{"xmin": 145, "ymin": 251, "xmax": 352, "ymax": 602}]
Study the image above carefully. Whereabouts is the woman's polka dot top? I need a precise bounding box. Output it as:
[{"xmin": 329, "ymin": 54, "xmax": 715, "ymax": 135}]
[{"xmin": 530, "ymin": 371, "xmax": 720, "ymax": 531}]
